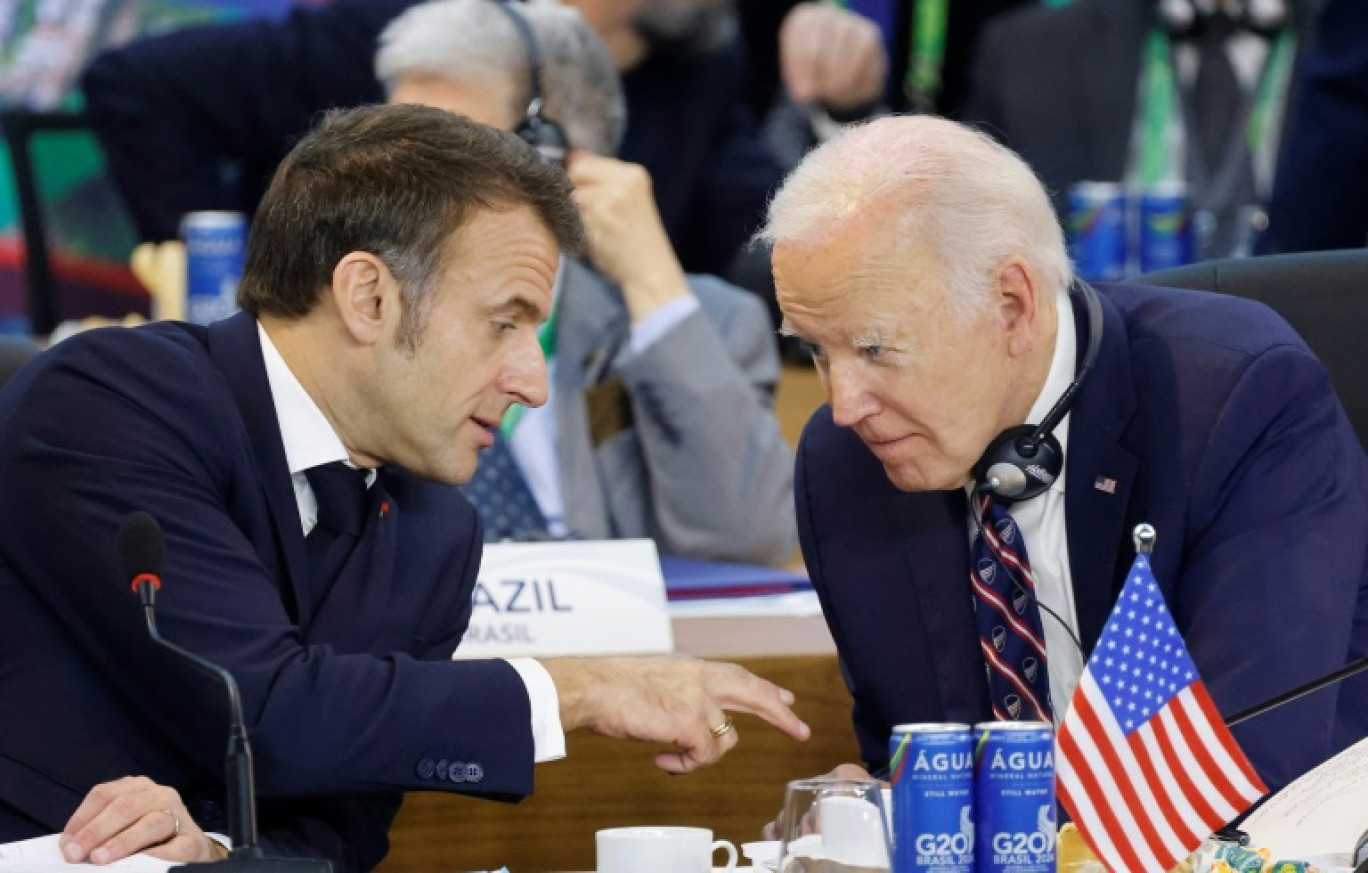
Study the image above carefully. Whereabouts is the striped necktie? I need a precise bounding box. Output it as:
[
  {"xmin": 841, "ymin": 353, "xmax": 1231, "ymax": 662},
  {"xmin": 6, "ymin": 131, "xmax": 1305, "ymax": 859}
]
[
  {"xmin": 304, "ymin": 462, "xmax": 373, "ymax": 603},
  {"xmin": 461, "ymin": 429, "xmax": 548, "ymax": 542},
  {"xmin": 970, "ymin": 495, "xmax": 1053, "ymax": 722}
]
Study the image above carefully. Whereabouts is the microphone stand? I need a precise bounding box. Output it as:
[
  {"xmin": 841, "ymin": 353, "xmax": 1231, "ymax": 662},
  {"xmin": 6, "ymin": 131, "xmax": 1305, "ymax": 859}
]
[
  {"xmin": 138, "ymin": 582, "xmax": 330, "ymax": 872},
  {"xmin": 1225, "ymin": 654, "xmax": 1368, "ymax": 728}
]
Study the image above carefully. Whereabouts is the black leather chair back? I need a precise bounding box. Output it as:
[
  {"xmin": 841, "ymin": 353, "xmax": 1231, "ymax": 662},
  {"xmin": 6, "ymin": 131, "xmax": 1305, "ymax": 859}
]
[
  {"xmin": 0, "ymin": 336, "xmax": 40, "ymax": 390},
  {"xmin": 1138, "ymin": 250, "xmax": 1368, "ymax": 447}
]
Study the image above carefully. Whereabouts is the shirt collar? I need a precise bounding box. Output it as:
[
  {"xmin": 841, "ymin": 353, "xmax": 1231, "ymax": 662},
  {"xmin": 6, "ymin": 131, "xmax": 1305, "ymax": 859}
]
[
  {"xmin": 258, "ymin": 322, "xmax": 352, "ymax": 476},
  {"xmin": 1021, "ymin": 291, "xmax": 1077, "ymax": 494}
]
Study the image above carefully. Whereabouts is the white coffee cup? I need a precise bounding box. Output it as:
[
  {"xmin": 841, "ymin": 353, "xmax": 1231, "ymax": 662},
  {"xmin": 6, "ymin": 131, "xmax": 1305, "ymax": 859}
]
[
  {"xmin": 596, "ymin": 825, "xmax": 738, "ymax": 873},
  {"xmin": 817, "ymin": 795, "xmax": 890, "ymax": 867}
]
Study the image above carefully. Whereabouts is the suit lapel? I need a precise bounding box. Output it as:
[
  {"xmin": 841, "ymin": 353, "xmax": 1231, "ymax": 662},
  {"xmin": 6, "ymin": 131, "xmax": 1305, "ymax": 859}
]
[
  {"xmin": 894, "ymin": 489, "xmax": 988, "ymax": 720},
  {"xmin": 552, "ymin": 261, "xmax": 625, "ymax": 538},
  {"xmin": 204, "ymin": 312, "xmax": 313, "ymax": 626},
  {"xmin": 1065, "ymin": 290, "xmax": 1139, "ymax": 654}
]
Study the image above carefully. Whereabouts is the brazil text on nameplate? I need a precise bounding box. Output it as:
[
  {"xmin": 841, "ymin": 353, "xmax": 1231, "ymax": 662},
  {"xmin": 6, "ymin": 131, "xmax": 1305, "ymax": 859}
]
[{"xmin": 452, "ymin": 539, "xmax": 673, "ymax": 659}]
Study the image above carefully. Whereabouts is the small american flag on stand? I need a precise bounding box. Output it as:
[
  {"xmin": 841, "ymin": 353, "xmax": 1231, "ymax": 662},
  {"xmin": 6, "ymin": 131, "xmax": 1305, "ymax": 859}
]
[{"xmin": 1055, "ymin": 524, "xmax": 1267, "ymax": 873}]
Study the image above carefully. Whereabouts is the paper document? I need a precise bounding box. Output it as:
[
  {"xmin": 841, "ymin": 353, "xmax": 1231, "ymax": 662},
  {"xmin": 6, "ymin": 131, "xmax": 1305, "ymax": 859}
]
[
  {"xmin": 1243, "ymin": 732, "xmax": 1368, "ymax": 861},
  {"xmin": 0, "ymin": 834, "xmax": 174, "ymax": 871}
]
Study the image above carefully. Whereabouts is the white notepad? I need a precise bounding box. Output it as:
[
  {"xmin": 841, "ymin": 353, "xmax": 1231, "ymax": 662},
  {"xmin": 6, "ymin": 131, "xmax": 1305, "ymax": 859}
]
[
  {"xmin": 0, "ymin": 834, "xmax": 174, "ymax": 872},
  {"xmin": 1242, "ymin": 732, "xmax": 1368, "ymax": 864}
]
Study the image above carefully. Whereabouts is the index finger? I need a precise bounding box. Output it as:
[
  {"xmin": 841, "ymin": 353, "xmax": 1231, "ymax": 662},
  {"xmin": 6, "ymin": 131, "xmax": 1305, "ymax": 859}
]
[
  {"xmin": 780, "ymin": 8, "xmax": 826, "ymax": 103},
  {"xmin": 62, "ymin": 777, "xmax": 145, "ymax": 842},
  {"xmin": 564, "ymin": 151, "xmax": 614, "ymax": 185},
  {"xmin": 703, "ymin": 663, "xmax": 811, "ymax": 741}
]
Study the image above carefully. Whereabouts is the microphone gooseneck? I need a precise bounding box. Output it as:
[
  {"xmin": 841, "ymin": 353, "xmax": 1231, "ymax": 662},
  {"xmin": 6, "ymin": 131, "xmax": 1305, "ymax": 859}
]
[
  {"xmin": 1224, "ymin": 654, "xmax": 1368, "ymax": 728},
  {"xmin": 118, "ymin": 513, "xmax": 262, "ymax": 862}
]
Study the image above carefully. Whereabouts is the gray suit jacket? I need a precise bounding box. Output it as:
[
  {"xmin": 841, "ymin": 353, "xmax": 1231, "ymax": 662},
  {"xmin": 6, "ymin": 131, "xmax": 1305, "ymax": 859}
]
[
  {"xmin": 964, "ymin": 0, "xmax": 1317, "ymax": 214},
  {"xmin": 552, "ymin": 260, "xmax": 797, "ymax": 565}
]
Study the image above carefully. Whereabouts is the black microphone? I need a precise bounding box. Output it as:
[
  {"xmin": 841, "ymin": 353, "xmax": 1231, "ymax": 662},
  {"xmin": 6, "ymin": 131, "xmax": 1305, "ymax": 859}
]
[
  {"xmin": 1223, "ymin": 653, "xmax": 1368, "ymax": 728},
  {"xmin": 119, "ymin": 512, "xmax": 330, "ymax": 872}
]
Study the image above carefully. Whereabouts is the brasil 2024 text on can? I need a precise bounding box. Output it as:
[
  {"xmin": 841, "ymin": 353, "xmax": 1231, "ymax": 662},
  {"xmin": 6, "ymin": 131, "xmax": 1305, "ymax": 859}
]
[
  {"xmin": 889, "ymin": 723, "xmax": 973, "ymax": 873},
  {"xmin": 182, "ymin": 211, "xmax": 246, "ymax": 326},
  {"xmin": 973, "ymin": 721, "xmax": 1056, "ymax": 873}
]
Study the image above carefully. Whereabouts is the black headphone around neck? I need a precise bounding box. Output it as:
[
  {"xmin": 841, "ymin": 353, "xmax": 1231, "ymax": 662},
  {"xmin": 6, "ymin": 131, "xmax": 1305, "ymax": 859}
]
[
  {"xmin": 493, "ymin": 1, "xmax": 570, "ymax": 165},
  {"xmin": 1154, "ymin": 0, "xmax": 1290, "ymax": 38},
  {"xmin": 971, "ymin": 280, "xmax": 1104, "ymax": 505}
]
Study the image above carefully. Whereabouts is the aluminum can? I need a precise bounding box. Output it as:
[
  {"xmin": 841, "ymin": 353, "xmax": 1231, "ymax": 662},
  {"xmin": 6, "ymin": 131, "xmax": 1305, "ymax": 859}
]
[
  {"xmin": 182, "ymin": 211, "xmax": 246, "ymax": 325},
  {"xmin": 1138, "ymin": 181, "xmax": 1195, "ymax": 272},
  {"xmin": 888, "ymin": 723, "xmax": 973, "ymax": 873},
  {"xmin": 973, "ymin": 721, "xmax": 1056, "ymax": 873},
  {"xmin": 1067, "ymin": 182, "xmax": 1128, "ymax": 281}
]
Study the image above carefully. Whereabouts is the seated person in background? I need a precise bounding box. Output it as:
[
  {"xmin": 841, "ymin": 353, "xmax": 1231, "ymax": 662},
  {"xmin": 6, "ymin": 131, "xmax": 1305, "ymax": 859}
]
[
  {"xmin": 963, "ymin": 0, "xmax": 1318, "ymax": 260},
  {"xmin": 377, "ymin": 0, "xmax": 795, "ymax": 561},
  {"xmin": 759, "ymin": 115, "xmax": 1368, "ymax": 794},
  {"xmin": 1259, "ymin": 0, "xmax": 1368, "ymax": 253},
  {"xmin": 80, "ymin": 0, "xmax": 784, "ymax": 299},
  {"xmin": 739, "ymin": 0, "xmax": 1030, "ymax": 166},
  {"xmin": 0, "ymin": 104, "xmax": 809, "ymax": 872}
]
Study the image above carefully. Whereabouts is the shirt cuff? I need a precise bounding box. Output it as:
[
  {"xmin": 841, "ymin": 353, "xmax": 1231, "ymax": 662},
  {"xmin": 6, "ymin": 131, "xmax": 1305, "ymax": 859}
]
[
  {"xmin": 505, "ymin": 657, "xmax": 566, "ymax": 762},
  {"xmin": 206, "ymin": 832, "xmax": 231, "ymax": 852},
  {"xmin": 628, "ymin": 295, "xmax": 699, "ymax": 355}
]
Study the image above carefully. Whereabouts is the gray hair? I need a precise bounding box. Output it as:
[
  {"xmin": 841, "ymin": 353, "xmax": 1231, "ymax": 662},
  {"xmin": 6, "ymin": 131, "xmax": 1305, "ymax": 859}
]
[
  {"xmin": 375, "ymin": 0, "xmax": 627, "ymax": 157},
  {"xmin": 756, "ymin": 115, "xmax": 1073, "ymax": 320}
]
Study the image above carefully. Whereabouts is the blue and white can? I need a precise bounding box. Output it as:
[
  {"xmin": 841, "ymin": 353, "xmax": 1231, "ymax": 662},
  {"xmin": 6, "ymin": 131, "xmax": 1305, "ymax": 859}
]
[
  {"xmin": 888, "ymin": 723, "xmax": 974, "ymax": 873},
  {"xmin": 1067, "ymin": 181, "xmax": 1129, "ymax": 281},
  {"xmin": 182, "ymin": 211, "xmax": 246, "ymax": 325},
  {"xmin": 973, "ymin": 721, "xmax": 1056, "ymax": 873},
  {"xmin": 1138, "ymin": 181, "xmax": 1195, "ymax": 272}
]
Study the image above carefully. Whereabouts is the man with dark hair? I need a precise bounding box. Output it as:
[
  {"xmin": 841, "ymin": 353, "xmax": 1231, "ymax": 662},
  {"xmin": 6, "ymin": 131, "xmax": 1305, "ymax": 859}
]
[
  {"xmin": 0, "ymin": 104, "xmax": 808, "ymax": 872},
  {"xmin": 373, "ymin": 0, "xmax": 795, "ymax": 560}
]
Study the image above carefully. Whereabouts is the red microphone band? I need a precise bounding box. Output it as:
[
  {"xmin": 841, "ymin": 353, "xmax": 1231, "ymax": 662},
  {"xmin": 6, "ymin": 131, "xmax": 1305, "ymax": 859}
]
[{"xmin": 130, "ymin": 573, "xmax": 162, "ymax": 593}]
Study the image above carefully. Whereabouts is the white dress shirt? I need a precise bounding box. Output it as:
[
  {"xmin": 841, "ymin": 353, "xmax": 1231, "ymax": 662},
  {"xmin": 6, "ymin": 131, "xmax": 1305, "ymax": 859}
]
[
  {"xmin": 968, "ymin": 295, "xmax": 1085, "ymax": 725},
  {"xmin": 508, "ymin": 260, "xmax": 700, "ymax": 535},
  {"xmin": 257, "ymin": 324, "xmax": 566, "ymax": 761}
]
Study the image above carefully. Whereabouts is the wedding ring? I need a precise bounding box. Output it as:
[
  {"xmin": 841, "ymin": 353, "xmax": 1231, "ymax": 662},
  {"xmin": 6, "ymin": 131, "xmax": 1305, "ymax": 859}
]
[
  {"xmin": 709, "ymin": 715, "xmax": 735, "ymax": 738},
  {"xmin": 161, "ymin": 809, "xmax": 181, "ymax": 839}
]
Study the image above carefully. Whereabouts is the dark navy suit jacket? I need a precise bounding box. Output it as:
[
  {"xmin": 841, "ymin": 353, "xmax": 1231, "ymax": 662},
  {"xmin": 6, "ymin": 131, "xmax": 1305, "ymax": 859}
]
[
  {"xmin": 1261, "ymin": 0, "xmax": 1368, "ymax": 253},
  {"xmin": 0, "ymin": 313, "xmax": 532, "ymax": 871},
  {"xmin": 79, "ymin": 0, "xmax": 782, "ymax": 280},
  {"xmin": 795, "ymin": 283, "xmax": 1368, "ymax": 794}
]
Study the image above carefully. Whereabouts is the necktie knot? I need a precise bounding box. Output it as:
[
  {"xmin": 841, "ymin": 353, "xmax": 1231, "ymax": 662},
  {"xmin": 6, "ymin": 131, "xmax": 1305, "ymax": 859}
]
[
  {"xmin": 305, "ymin": 462, "xmax": 370, "ymax": 538},
  {"xmin": 1200, "ymin": 10, "xmax": 1237, "ymax": 42},
  {"xmin": 980, "ymin": 496, "xmax": 1022, "ymax": 545}
]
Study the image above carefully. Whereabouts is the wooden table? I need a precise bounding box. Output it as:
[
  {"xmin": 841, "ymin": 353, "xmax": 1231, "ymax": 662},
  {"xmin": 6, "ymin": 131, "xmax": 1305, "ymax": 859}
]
[
  {"xmin": 377, "ymin": 615, "xmax": 855, "ymax": 873},
  {"xmin": 379, "ymin": 363, "xmax": 840, "ymax": 871}
]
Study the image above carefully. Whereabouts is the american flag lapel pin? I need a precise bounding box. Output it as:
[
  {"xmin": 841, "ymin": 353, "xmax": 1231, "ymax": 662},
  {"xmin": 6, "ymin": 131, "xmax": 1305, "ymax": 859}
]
[{"xmin": 1093, "ymin": 476, "xmax": 1117, "ymax": 494}]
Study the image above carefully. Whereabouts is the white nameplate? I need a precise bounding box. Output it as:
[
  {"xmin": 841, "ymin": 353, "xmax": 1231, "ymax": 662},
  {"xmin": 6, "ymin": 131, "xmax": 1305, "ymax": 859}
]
[{"xmin": 452, "ymin": 539, "xmax": 673, "ymax": 659}]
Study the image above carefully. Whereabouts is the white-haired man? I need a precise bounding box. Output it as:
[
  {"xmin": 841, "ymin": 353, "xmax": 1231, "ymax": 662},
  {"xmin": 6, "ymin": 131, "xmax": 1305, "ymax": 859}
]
[
  {"xmin": 764, "ymin": 114, "xmax": 1368, "ymax": 795},
  {"xmin": 374, "ymin": 0, "xmax": 796, "ymax": 563}
]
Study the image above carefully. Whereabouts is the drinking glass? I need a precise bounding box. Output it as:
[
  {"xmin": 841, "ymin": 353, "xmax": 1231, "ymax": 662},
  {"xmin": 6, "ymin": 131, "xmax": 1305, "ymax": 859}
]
[{"xmin": 775, "ymin": 777, "xmax": 891, "ymax": 872}]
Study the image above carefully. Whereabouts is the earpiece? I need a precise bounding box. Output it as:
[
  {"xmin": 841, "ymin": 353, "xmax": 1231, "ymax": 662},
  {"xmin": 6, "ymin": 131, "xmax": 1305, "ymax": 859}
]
[
  {"xmin": 494, "ymin": 1, "xmax": 570, "ymax": 166},
  {"xmin": 972, "ymin": 280, "xmax": 1104, "ymax": 504},
  {"xmin": 974, "ymin": 425, "xmax": 1065, "ymax": 503}
]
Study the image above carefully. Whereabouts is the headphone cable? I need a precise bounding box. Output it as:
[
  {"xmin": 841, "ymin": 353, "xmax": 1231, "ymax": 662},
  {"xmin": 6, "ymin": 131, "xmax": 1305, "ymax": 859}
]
[{"xmin": 970, "ymin": 499, "xmax": 1087, "ymax": 661}]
